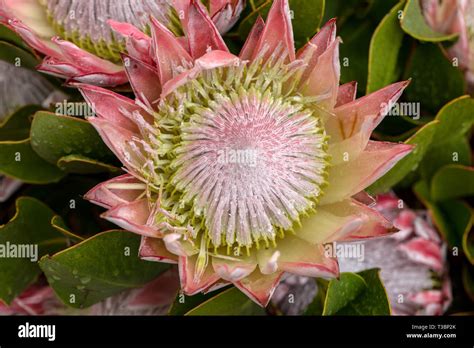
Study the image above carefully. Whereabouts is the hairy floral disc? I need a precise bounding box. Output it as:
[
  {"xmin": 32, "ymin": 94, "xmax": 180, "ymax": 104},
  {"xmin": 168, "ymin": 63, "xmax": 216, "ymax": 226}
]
[
  {"xmin": 40, "ymin": 0, "xmax": 178, "ymax": 61},
  {"xmin": 130, "ymin": 55, "xmax": 330, "ymax": 252}
]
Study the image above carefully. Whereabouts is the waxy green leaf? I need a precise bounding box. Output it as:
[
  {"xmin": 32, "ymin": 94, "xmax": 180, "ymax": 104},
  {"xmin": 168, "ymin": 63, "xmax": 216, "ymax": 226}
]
[
  {"xmin": 30, "ymin": 111, "xmax": 118, "ymax": 173},
  {"xmin": 168, "ymin": 287, "xmax": 230, "ymax": 316},
  {"xmin": 431, "ymin": 165, "xmax": 474, "ymax": 202},
  {"xmin": 0, "ymin": 139, "xmax": 65, "ymax": 184},
  {"xmin": 367, "ymin": 1, "xmax": 405, "ymax": 93},
  {"xmin": 0, "ymin": 41, "xmax": 38, "ymax": 70},
  {"xmin": 430, "ymin": 96, "xmax": 474, "ymax": 144},
  {"xmin": 184, "ymin": 287, "xmax": 265, "ymax": 315},
  {"xmin": 0, "ymin": 105, "xmax": 42, "ymax": 141},
  {"xmin": 403, "ymin": 43, "xmax": 465, "ymax": 113},
  {"xmin": 40, "ymin": 230, "xmax": 170, "ymax": 309},
  {"xmin": 322, "ymin": 269, "xmax": 391, "ymax": 315},
  {"xmin": 414, "ymin": 181, "xmax": 472, "ymax": 248},
  {"xmin": 0, "ymin": 197, "xmax": 67, "ymax": 304},
  {"xmin": 401, "ymin": 0, "xmax": 458, "ymax": 42},
  {"xmin": 368, "ymin": 120, "xmax": 438, "ymax": 194}
]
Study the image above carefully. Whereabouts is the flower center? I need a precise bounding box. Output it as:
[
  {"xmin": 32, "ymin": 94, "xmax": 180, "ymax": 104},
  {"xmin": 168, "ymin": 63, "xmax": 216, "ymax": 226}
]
[
  {"xmin": 135, "ymin": 57, "xmax": 330, "ymax": 252},
  {"xmin": 40, "ymin": 0, "xmax": 179, "ymax": 62}
]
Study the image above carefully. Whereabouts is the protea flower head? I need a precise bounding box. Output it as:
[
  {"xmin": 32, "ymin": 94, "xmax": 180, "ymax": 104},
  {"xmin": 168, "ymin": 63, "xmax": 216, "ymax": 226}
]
[
  {"xmin": 338, "ymin": 193, "xmax": 452, "ymax": 315},
  {"xmin": 0, "ymin": 60, "xmax": 55, "ymax": 202},
  {"xmin": 80, "ymin": 0, "xmax": 413, "ymax": 306},
  {"xmin": 423, "ymin": 0, "xmax": 474, "ymax": 88},
  {"xmin": 273, "ymin": 193, "xmax": 452, "ymax": 315},
  {"xmin": 0, "ymin": 0, "xmax": 244, "ymax": 86}
]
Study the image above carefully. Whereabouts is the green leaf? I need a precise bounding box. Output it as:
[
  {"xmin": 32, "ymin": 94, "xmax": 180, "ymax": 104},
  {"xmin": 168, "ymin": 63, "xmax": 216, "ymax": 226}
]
[
  {"xmin": 430, "ymin": 96, "xmax": 474, "ymax": 144},
  {"xmin": 304, "ymin": 278, "xmax": 328, "ymax": 315},
  {"xmin": 0, "ymin": 41, "xmax": 39, "ymax": 70},
  {"xmin": 367, "ymin": 1, "xmax": 405, "ymax": 93},
  {"xmin": 368, "ymin": 120, "xmax": 438, "ymax": 194},
  {"xmin": 400, "ymin": 0, "xmax": 458, "ymax": 42},
  {"xmin": 462, "ymin": 265, "xmax": 474, "ymax": 301},
  {"xmin": 51, "ymin": 215, "xmax": 85, "ymax": 243},
  {"xmin": 57, "ymin": 154, "xmax": 120, "ymax": 174},
  {"xmin": 30, "ymin": 111, "xmax": 116, "ymax": 166},
  {"xmin": 168, "ymin": 287, "xmax": 229, "ymax": 316},
  {"xmin": 184, "ymin": 287, "xmax": 265, "ymax": 315},
  {"xmin": 414, "ymin": 181, "xmax": 472, "ymax": 248},
  {"xmin": 463, "ymin": 219, "xmax": 474, "ymax": 265},
  {"xmin": 322, "ymin": 269, "xmax": 391, "ymax": 315},
  {"xmin": 0, "ymin": 105, "xmax": 42, "ymax": 141},
  {"xmin": 0, "ymin": 24, "xmax": 34, "ymax": 52},
  {"xmin": 0, "ymin": 197, "xmax": 68, "ymax": 304},
  {"xmin": 0, "ymin": 139, "xmax": 65, "ymax": 183},
  {"xmin": 420, "ymin": 136, "xmax": 471, "ymax": 182},
  {"xmin": 431, "ymin": 165, "xmax": 474, "ymax": 202},
  {"xmin": 289, "ymin": 0, "xmax": 325, "ymax": 47},
  {"xmin": 322, "ymin": 273, "xmax": 367, "ymax": 315},
  {"xmin": 403, "ymin": 43, "xmax": 465, "ymax": 113},
  {"xmin": 22, "ymin": 176, "xmax": 115, "ymax": 237},
  {"xmin": 39, "ymin": 230, "xmax": 170, "ymax": 309},
  {"xmin": 339, "ymin": 18, "xmax": 373, "ymax": 89}
]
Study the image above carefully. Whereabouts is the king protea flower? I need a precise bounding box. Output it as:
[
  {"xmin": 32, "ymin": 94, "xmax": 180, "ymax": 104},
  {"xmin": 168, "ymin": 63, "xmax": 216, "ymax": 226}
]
[
  {"xmin": 423, "ymin": 0, "xmax": 474, "ymax": 88},
  {"xmin": 80, "ymin": 0, "xmax": 413, "ymax": 306},
  {"xmin": 338, "ymin": 193, "xmax": 452, "ymax": 315},
  {"xmin": 0, "ymin": 0, "xmax": 244, "ymax": 86}
]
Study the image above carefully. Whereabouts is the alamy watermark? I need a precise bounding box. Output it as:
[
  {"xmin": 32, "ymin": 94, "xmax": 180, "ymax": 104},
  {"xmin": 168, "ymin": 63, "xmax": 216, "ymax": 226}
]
[
  {"xmin": 381, "ymin": 101, "xmax": 420, "ymax": 120},
  {"xmin": 55, "ymin": 100, "xmax": 95, "ymax": 117},
  {"xmin": 217, "ymin": 148, "xmax": 259, "ymax": 167},
  {"xmin": 0, "ymin": 242, "xmax": 38, "ymax": 262},
  {"xmin": 324, "ymin": 242, "xmax": 365, "ymax": 262}
]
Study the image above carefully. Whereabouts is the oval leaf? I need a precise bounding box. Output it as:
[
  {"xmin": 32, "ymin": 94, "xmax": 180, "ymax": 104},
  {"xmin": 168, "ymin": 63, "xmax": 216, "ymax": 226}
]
[
  {"xmin": 431, "ymin": 165, "xmax": 474, "ymax": 202},
  {"xmin": 0, "ymin": 197, "xmax": 68, "ymax": 304},
  {"xmin": 39, "ymin": 230, "xmax": 170, "ymax": 309},
  {"xmin": 323, "ymin": 269, "xmax": 391, "ymax": 315},
  {"xmin": 0, "ymin": 105, "xmax": 42, "ymax": 141},
  {"xmin": 367, "ymin": 1, "xmax": 405, "ymax": 93},
  {"xmin": 184, "ymin": 287, "xmax": 265, "ymax": 316},
  {"xmin": 401, "ymin": 0, "xmax": 458, "ymax": 42},
  {"xmin": 403, "ymin": 43, "xmax": 465, "ymax": 113},
  {"xmin": 57, "ymin": 154, "xmax": 120, "ymax": 174},
  {"xmin": 415, "ymin": 181, "xmax": 472, "ymax": 248},
  {"xmin": 30, "ymin": 111, "xmax": 116, "ymax": 166},
  {"xmin": 0, "ymin": 139, "xmax": 65, "ymax": 183},
  {"xmin": 368, "ymin": 120, "xmax": 438, "ymax": 194}
]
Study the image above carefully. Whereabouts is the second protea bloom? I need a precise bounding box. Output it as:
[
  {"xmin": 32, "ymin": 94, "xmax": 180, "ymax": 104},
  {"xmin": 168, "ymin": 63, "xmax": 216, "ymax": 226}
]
[
  {"xmin": 81, "ymin": 0, "xmax": 413, "ymax": 306},
  {"xmin": 423, "ymin": 0, "xmax": 474, "ymax": 88},
  {"xmin": 0, "ymin": 0, "xmax": 244, "ymax": 86},
  {"xmin": 338, "ymin": 193, "xmax": 452, "ymax": 315}
]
